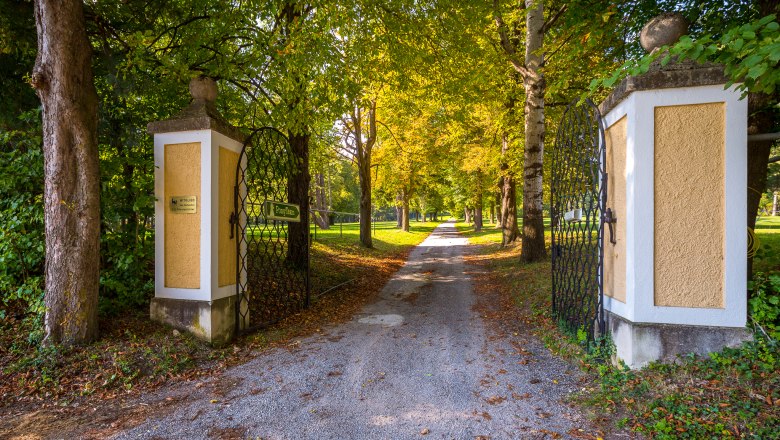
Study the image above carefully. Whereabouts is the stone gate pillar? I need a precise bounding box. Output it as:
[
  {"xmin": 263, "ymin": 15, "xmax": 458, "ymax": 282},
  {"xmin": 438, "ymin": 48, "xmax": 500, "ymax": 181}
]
[
  {"xmin": 599, "ymin": 55, "xmax": 751, "ymax": 368},
  {"xmin": 147, "ymin": 77, "xmax": 244, "ymax": 345}
]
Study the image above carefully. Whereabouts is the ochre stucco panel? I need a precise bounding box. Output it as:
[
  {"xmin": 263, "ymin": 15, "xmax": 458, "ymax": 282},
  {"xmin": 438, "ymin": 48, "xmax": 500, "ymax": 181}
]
[
  {"xmin": 654, "ymin": 103, "xmax": 725, "ymax": 308},
  {"xmin": 218, "ymin": 147, "xmax": 239, "ymax": 287},
  {"xmin": 164, "ymin": 142, "xmax": 201, "ymax": 288},
  {"xmin": 604, "ymin": 116, "xmax": 627, "ymax": 303}
]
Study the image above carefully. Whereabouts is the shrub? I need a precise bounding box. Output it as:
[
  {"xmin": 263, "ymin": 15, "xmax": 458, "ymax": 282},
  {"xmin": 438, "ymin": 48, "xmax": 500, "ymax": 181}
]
[{"xmin": 749, "ymin": 271, "xmax": 780, "ymax": 340}]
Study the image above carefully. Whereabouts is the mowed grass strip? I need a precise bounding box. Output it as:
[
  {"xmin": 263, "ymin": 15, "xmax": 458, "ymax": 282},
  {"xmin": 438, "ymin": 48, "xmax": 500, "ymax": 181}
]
[{"xmin": 754, "ymin": 216, "xmax": 780, "ymax": 273}]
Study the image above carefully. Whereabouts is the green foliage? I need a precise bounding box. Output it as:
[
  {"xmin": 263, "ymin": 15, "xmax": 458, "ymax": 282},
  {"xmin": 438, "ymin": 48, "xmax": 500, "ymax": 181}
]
[
  {"xmin": 589, "ymin": 14, "xmax": 780, "ymax": 97},
  {"xmin": 580, "ymin": 336, "xmax": 780, "ymax": 438},
  {"xmin": 749, "ymin": 271, "xmax": 780, "ymax": 340},
  {"xmin": 0, "ymin": 111, "xmax": 44, "ymax": 318}
]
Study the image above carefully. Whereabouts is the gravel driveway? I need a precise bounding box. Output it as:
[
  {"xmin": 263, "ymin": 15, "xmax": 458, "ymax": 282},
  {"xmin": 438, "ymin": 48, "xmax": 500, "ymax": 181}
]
[{"xmin": 114, "ymin": 221, "xmax": 599, "ymax": 439}]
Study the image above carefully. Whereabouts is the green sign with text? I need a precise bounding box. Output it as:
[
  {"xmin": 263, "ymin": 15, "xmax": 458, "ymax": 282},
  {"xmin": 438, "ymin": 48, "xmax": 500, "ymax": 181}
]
[{"xmin": 264, "ymin": 200, "xmax": 300, "ymax": 222}]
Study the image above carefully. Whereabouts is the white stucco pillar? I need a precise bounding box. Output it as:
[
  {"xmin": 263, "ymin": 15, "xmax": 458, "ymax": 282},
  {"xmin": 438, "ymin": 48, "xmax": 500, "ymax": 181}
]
[
  {"xmin": 599, "ymin": 62, "xmax": 751, "ymax": 368},
  {"xmin": 147, "ymin": 78, "xmax": 244, "ymax": 345}
]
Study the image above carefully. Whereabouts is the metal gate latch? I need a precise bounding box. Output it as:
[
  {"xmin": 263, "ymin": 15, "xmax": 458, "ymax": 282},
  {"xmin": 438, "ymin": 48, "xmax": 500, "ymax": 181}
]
[
  {"xmin": 229, "ymin": 212, "xmax": 237, "ymax": 239},
  {"xmin": 604, "ymin": 208, "xmax": 617, "ymax": 245}
]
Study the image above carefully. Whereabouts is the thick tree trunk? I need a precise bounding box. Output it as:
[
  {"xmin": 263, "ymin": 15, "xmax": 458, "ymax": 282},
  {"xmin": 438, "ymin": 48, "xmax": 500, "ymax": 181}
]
[
  {"xmin": 500, "ymin": 134, "xmax": 520, "ymax": 245},
  {"xmin": 313, "ymin": 172, "xmax": 329, "ymax": 229},
  {"xmin": 287, "ymin": 132, "xmax": 310, "ymax": 269},
  {"xmin": 520, "ymin": 0, "xmax": 546, "ymax": 263},
  {"xmin": 353, "ymin": 101, "xmax": 376, "ymax": 248},
  {"xmin": 32, "ymin": 0, "xmax": 100, "ymax": 345},
  {"xmin": 747, "ymin": 92, "xmax": 777, "ymax": 279},
  {"xmin": 746, "ymin": 0, "xmax": 779, "ymax": 281},
  {"xmin": 358, "ymin": 158, "xmax": 372, "ymax": 247}
]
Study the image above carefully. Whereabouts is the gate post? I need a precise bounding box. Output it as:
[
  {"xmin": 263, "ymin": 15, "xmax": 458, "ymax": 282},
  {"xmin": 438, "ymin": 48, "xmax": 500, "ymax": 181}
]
[
  {"xmin": 147, "ymin": 77, "xmax": 244, "ymax": 345},
  {"xmin": 598, "ymin": 17, "xmax": 750, "ymax": 368}
]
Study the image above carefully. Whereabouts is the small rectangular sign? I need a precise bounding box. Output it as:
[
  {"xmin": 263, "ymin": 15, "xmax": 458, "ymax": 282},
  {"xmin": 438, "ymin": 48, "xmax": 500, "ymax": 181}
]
[
  {"xmin": 264, "ymin": 200, "xmax": 300, "ymax": 222},
  {"xmin": 170, "ymin": 196, "xmax": 197, "ymax": 214},
  {"xmin": 564, "ymin": 208, "xmax": 582, "ymax": 223}
]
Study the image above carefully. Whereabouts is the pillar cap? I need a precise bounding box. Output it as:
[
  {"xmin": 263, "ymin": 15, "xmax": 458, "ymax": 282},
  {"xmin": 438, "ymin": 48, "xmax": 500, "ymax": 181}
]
[
  {"xmin": 599, "ymin": 61, "xmax": 729, "ymax": 116},
  {"xmin": 148, "ymin": 76, "xmax": 245, "ymax": 143}
]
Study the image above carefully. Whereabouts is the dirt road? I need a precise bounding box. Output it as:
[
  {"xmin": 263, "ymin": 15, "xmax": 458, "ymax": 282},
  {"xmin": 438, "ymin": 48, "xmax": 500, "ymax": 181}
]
[{"xmin": 114, "ymin": 221, "xmax": 600, "ymax": 439}]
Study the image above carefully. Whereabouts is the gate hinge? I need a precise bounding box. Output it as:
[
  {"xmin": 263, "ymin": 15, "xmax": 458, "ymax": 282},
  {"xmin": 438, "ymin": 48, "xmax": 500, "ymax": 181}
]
[
  {"xmin": 604, "ymin": 208, "xmax": 617, "ymax": 245},
  {"xmin": 229, "ymin": 212, "xmax": 237, "ymax": 239}
]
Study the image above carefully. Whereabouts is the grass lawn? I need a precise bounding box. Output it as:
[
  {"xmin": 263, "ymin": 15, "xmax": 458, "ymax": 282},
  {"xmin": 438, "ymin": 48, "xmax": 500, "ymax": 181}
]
[
  {"xmin": 310, "ymin": 220, "xmax": 442, "ymax": 295},
  {"xmin": 754, "ymin": 216, "xmax": 780, "ymax": 273}
]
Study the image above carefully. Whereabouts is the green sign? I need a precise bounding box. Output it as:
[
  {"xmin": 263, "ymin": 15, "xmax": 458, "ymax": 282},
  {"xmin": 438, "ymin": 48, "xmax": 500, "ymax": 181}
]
[{"xmin": 264, "ymin": 200, "xmax": 300, "ymax": 222}]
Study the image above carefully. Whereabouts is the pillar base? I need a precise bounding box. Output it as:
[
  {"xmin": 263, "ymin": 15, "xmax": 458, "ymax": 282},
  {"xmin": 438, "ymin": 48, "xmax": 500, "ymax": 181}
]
[
  {"xmin": 607, "ymin": 311, "xmax": 752, "ymax": 369},
  {"xmin": 150, "ymin": 296, "xmax": 236, "ymax": 346}
]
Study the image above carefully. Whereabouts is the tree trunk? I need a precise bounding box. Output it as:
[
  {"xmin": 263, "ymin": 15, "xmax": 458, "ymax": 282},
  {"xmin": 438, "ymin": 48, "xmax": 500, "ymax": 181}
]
[
  {"xmin": 520, "ymin": 0, "xmax": 546, "ymax": 263},
  {"xmin": 746, "ymin": 0, "xmax": 779, "ymax": 281},
  {"xmin": 494, "ymin": 190, "xmax": 502, "ymax": 229},
  {"xmin": 313, "ymin": 172, "xmax": 329, "ymax": 229},
  {"xmin": 474, "ymin": 198, "xmax": 483, "ymax": 233},
  {"xmin": 500, "ymin": 134, "xmax": 520, "ymax": 245},
  {"xmin": 746, "ymin": 92, "xmax": 777, "ymax": 279},
  {"xmin": 401, "ymin": 190, "xmax": 410, "ymax": 232},
  {"xmin": 395, "ymin": 193, "xmax": 403, "ymax": 228},
  {"xmin": 287, "ymin": 132, "xmax": 310, "ymax": 269},
  {"xmin": 358, "ymin": 157, "xmax": 372, "ymax": 247},
  {"xmin": 474, "ymin": 170, "xmax": 484, "ymax": 232},
  {"xmin": 33, "ymin": 0, "xmax": 100, "ymax": 345},
  {"xmin": 353, "ymin": 101, "xmax": 376, "ymax": 248}
]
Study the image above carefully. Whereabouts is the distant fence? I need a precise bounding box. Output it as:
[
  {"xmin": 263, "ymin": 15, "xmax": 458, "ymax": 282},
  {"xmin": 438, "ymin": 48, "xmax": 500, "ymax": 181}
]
[{"xmin": 311, "ymin": 209, "xmax": 371, "ymax": 239}]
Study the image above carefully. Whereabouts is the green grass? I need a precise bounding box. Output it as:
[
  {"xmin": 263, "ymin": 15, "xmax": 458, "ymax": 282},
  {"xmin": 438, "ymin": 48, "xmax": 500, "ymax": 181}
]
[
  {"xmin": 309, "ymin": 220, "xmax": 443, "ymax": 295},
  {"xmin": 311, "ymin": 220, "xmax": 441, "ymax": 251},
  {"xmin": 455, "ymin": 218, "xmax": 552, "ymax": 246},
  {"xmin": 755, "ymin": 216, "xmax": 780, "ymax": 273}
]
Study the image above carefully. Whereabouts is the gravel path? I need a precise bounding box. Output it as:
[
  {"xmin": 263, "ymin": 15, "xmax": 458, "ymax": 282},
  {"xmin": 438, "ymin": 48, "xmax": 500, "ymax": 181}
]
[{"xmin": 115, "ymin": 221, "xmax": 598, "ymax": 439}]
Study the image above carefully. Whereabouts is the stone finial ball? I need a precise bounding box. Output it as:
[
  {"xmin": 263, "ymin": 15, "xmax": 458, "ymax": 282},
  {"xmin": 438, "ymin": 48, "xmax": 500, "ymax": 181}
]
[
  {"xmin": 640, "ymin": 13, "xmax": 689, "ymax": 53},
  {"xmin": 189, "ymin": 76, "xmax": 218, "ymax": 102}
]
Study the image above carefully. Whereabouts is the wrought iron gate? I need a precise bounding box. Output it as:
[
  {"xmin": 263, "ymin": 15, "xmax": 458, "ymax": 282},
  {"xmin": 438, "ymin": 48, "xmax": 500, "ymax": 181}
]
[
  {"xmin": 550, "ymin": 99, "xmax": 609, "ymax": 343},
  {"xmin": 234, "ymin": 127, "xmax": 310, "ymax": 333}
]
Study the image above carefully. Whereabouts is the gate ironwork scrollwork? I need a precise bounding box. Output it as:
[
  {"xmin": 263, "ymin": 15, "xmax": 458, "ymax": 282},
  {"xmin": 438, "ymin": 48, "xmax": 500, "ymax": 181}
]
[
  {"xmin": 550, "ymin": 99, "xmax": 607, "ymax": 343},
  {"xmin": 234, "ymin": 127, "xmax": 310, "ymax": 333}
]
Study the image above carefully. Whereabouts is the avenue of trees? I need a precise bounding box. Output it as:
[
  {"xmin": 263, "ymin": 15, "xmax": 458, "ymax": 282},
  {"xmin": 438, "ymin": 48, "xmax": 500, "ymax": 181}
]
[{"xmin": 1, "ymin": 0, "xmax": 777, "ymax": 344}]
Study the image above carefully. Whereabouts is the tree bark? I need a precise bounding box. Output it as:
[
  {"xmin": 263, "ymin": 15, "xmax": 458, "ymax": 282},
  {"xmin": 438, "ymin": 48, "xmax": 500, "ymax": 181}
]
[
  {"xmin": 282, "ymin": 1, "xmax": 310, "ymax": 269},
  {"xmin": 500, "ymin": 133, "xmax": 520, "ymax": 245},
  {"xmin": 746, "ymin": 93, "xmax": 777, "ymax": 279},
  {"xmin": 354, "ymin": 102, "xmax": 376, "ymax": 248},
  {"xmin": 287, "ymin": 131, "xmax": 310, "ymax": 269},
  {"xmin": 32, "ymin": 0, "xmax": 100, "ymax": 345},
  {"xmin": 494, "ymin": 190, "xmax": 502, "ymax": 229},
  {"xmin": 746, "ymin": 0, "xmax": 780, "ymax": 281},
  {"xmin": 474, "ymin": 170, "xmax": 484, "ymax": 232},
  {"xmin": 313, "ymin": 172, "xmax": 329, "ymax": 229},
  {"xmin": 401, "ymin": 190, "xmax": 410, "ymax": 232},
  {"xmin": 520, "ymin": 0, "xmax": 547, "ymax": 263}
]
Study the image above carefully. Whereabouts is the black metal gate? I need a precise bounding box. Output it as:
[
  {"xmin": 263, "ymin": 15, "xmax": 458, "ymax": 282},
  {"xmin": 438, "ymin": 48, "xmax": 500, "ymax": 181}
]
[
  {"xmin": 550, "ymin": 99, "xmax": 609, "ymax": 343},
  {"xmin": 234, "ymin": 127, "xmax": 309, "ymax": 333}
]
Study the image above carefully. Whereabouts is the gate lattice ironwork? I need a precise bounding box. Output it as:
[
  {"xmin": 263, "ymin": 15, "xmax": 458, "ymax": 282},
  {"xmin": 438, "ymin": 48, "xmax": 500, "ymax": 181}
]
[
  {"xmin": 550, "ymin": 99, "xmax": 609, "ymax": 343},
  {"xmin": 234, "ymin": 127, "xmax": 309, "ymax": 333}
]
